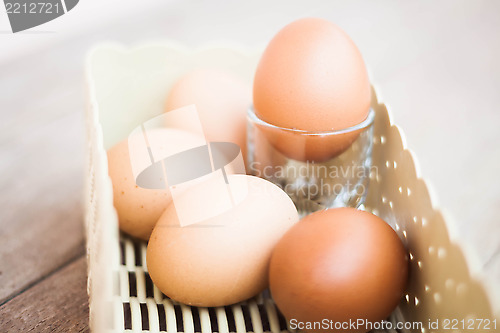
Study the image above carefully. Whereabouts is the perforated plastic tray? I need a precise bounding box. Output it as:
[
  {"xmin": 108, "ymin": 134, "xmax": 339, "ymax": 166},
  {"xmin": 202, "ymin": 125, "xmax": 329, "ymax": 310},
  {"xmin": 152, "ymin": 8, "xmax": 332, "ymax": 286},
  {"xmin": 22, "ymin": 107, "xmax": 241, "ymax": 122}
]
[{"xmin": 84, "ymin": 44, "xmax": 500, "ymax": 333}]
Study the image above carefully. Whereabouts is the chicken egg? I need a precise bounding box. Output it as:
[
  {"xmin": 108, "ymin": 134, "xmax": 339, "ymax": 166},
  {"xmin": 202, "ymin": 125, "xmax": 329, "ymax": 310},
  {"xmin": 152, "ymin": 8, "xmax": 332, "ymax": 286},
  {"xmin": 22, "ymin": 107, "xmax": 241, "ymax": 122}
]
[
  {"xmin": 107, "ymin": 128, "xmax": 205, "ymax": 240},
  {"xmin": 147, "ymin": 174, "xmax": 299, "ymax": 307},
  {"xmin": 165, "ymin": 68, "xmax": 251, "ymax": 162},
  {"xmin": 253, "ymin": 18, "xmax": 371, "ymax": 162},
  {"xmin": 269, "ymin": 208, "xmax": 408, "ymax": 333}
]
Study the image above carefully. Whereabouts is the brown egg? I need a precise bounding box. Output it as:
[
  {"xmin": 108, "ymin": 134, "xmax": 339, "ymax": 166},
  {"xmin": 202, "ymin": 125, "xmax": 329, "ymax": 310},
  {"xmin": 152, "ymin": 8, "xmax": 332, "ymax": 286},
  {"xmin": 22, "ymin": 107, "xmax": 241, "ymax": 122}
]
[
  {"xmin": 147, "ymin": 175, "xmax": 299, "ymax": 307},
  {"xmin": 107, "ymin": 128, "xmax": 205, "ymax": 240},
  {"xmin": 269, "ymin": 208, "xmax": 408, "ymax": 333},
  {"xmin": 165, "ymin": 69, "xmax": 251, "ymax": 163},
  {"xmin": 253, "ymin": 18, "xmax": 371, "ymax": 162}
]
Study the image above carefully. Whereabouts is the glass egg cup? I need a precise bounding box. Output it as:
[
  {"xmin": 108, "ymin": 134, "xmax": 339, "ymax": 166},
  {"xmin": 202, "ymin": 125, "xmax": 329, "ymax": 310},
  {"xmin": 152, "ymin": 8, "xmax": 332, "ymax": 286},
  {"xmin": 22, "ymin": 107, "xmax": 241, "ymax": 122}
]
[{"xmin": 247, "ymin": 106, "xmax": 375, "ymax": 217}]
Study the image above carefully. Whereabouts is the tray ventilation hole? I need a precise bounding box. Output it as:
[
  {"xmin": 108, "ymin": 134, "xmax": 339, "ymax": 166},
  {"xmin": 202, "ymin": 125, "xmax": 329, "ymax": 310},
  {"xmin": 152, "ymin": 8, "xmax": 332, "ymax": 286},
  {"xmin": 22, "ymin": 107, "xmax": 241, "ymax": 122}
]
[
  {"xmin": 433, "ymin": 292, "xmax": 442, "ymax": 304},
  {"xmin": 437, "ymin": 247, "xmax": 447, "ymax": 259},
  {"xmin": 445, "ymin": 278, "xmax": 455, "ymax": 290}
]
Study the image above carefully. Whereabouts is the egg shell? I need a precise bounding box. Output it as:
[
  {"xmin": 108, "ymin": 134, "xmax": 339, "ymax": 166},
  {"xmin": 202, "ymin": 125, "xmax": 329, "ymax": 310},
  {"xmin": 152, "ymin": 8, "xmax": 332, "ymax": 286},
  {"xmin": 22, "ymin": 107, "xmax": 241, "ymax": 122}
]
[
  {"xmin": 146, "ymin": 174, "xmax": 299, "ymax": 307},
  {"xmin": 253, "ymin": 18, "xmax": 371, "ymax": 162},
  {"xmin": 165, "ymin": 68, "xmax": 251, "ymax": 163},
  {"xmin": 269, "ymin": 208, "xmax": 408, "ymax": 333},
  {"xmin": 107, "ymin": 128, "xmax": 205, "ymax": 240}
]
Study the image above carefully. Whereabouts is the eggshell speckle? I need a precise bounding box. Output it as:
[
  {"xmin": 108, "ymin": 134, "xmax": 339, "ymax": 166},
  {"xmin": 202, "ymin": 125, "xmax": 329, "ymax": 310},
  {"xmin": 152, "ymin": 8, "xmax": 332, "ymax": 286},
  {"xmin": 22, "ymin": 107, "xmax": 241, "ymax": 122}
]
[{"xmin": 107, "ymin": 128, "xmax": 205, "ymax": 240}]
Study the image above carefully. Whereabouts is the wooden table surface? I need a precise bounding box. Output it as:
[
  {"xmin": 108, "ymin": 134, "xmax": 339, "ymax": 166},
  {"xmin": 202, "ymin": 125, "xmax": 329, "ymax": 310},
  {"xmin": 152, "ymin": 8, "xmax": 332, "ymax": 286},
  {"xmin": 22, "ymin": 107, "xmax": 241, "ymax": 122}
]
[{"xmin": 1, "ymin": 1, "xmax": 499, "ymax": 331}]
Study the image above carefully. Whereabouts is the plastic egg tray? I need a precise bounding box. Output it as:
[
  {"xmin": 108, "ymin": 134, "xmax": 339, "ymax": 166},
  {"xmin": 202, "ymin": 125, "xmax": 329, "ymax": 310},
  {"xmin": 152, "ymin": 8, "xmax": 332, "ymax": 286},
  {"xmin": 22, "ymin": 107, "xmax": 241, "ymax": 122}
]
[{"xmin": 84, "ymin": 44, "xmax": 500, "ymax": 333}]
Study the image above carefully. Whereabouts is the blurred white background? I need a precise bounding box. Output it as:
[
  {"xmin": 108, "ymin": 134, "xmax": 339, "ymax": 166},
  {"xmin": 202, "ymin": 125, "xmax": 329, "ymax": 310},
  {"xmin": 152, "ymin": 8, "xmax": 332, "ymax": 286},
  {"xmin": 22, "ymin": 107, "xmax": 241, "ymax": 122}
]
[{"xmin": 1, "ymin": 0, "xmax": 499, "ymax": 281}]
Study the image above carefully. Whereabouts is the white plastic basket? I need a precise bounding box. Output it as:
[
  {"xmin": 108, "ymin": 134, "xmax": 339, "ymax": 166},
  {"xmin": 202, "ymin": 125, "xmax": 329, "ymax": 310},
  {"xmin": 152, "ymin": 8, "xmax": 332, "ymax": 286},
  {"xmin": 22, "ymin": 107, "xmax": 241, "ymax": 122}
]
[{"xmin": 84, "ymin": 44, "xmax": 500, "ymax": 333}]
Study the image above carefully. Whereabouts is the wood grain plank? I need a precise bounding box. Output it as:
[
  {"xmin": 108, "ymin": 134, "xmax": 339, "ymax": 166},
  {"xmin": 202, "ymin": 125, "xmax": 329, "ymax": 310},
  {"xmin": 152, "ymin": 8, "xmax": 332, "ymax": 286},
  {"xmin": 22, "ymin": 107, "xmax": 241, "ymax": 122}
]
[
  {"xmin": 0, "ymin": 105, "xmax": 86, "ymax": 304},
  {"xmin": 0, "ymin": 20, "xmax": 88, "ymax": 301},
  {"xmin": 0, "ymin": 255, "xmax": 89, "ymax": 333}
]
